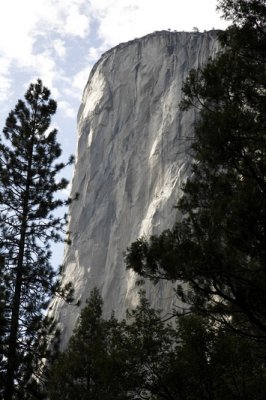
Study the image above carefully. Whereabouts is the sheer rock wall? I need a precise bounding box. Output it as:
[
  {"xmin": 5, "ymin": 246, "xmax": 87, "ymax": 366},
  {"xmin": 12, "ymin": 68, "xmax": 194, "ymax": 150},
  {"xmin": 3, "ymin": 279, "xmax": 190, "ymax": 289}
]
[{"xmin": 50, "ymin": 30, "xmax": 219, "ymax": 347}]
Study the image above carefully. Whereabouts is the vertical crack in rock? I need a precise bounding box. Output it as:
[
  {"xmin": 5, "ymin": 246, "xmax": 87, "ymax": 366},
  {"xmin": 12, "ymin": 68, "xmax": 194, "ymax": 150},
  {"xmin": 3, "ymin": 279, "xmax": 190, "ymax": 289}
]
[{"xmin": 50, "ymin": 30, "xmax": 220, "ymax": 348}]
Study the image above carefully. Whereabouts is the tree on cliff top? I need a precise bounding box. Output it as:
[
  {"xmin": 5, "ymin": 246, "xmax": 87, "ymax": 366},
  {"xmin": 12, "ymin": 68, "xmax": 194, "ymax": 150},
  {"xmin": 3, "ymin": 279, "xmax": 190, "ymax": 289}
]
[
  {"xmin": 125, "ymin": 0, "xmax": 266, "ymax": 338},
  {"xmin": 0, "ymin": 80, "xmax": 74, "ymax": 400}
]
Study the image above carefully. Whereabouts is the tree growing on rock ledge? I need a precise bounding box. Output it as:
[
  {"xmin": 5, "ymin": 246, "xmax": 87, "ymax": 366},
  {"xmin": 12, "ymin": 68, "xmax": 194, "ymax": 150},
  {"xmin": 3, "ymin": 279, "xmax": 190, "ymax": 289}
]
[
  {"xmin": 0, "ymin": 80, "xmax": 74, "ymax": 400},
  {"xmin": 126, "ymin": 0, "xmax": 266, "ymax": 339}
]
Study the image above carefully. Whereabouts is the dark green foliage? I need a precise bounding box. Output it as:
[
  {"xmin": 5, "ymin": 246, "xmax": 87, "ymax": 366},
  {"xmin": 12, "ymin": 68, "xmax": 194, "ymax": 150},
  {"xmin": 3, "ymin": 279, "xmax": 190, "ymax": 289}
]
[
  {"xmin": 0, "ymin": 255, "xmax": 9, "ymax": 393},
  {"xmin": 126, "ymin": 0, "xmax": 266, "ymax": 339},
  {"xmin": 49, "ymin": 289, "xmax": 109, "ymax": 400},
  {"xmin": 217, "ymin": 0, "xmax": 266, "ymax": 27},
  {"xmin": 49, "ymin": 290, "xmax": 266, "ymax": 400},
  {"xmin": 167, "ymin": 315, "xmax": 266, "ymax": 400},
  {"xmin": 48, "ymin": 290, "xmax": 178, "ymax": 400},
  {"xmin": 49, "ymin": 288, "xmax": 122, "ymax": 400},
  {"xmin": 0, "ymin": 80, "xmax": 73, "ymax": 399}
]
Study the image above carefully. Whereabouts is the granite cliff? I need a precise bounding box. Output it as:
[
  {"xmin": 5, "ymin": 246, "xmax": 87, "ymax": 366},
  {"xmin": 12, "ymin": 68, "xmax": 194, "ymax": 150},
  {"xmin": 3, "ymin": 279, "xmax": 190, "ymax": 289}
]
[{"xmin": 50, "ymin": 30, "xmax": 220, "ymax": 347}]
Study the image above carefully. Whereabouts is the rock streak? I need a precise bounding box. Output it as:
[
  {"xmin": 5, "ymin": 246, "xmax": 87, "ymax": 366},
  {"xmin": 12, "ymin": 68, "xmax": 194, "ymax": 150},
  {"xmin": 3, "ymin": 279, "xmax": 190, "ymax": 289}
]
[{"xmin": 50, "ymin": 30, "xmax": 219, "ymax": 347}]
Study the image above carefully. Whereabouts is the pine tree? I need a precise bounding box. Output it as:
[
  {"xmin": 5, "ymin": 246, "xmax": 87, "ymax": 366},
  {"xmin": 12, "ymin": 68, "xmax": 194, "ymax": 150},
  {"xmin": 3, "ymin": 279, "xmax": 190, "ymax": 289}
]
[
  {"xmin": 0, "ymin": 80, "xmax": 73, "ymax": 399},
  {"xmin": 48, "ymin": 290, "xmax": 177, "ymax": 400},
  {"xmin": 49, "ymin": 290, "xmax": 266, "ymax": 399},
  {"xmin": 126, "ymin": 0, "xmax": 266, "ymax": 338},
  {"xmin": 48, "ymin": 288, "xmax": 122, "ymax": 400}
]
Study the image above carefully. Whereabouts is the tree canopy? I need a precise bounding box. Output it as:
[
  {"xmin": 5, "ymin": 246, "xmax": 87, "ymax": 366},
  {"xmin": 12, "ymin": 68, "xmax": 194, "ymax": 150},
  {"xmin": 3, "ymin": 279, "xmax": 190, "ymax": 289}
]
[
  {"xmin": 0, "ymin": 80, "xmax": 73, "ymax": 399},
  {"xmin": 49, "ymin": 290, "xmax": 266, "ymax": 400}
]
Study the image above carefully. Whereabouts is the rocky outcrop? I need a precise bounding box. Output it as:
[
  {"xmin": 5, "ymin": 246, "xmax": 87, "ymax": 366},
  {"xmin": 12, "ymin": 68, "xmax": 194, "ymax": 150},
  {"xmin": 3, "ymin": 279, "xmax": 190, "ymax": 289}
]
[{"xmin": 50, "ymin": 30, "xmax": 220, "ymax": 348}]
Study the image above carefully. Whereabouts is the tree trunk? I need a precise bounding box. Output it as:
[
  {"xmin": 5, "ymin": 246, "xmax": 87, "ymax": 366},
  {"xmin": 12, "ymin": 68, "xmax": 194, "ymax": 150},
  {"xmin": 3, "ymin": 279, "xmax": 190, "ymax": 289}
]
[{"xmin": 4, "ymin": 133, "xmax": 34, "ymax": 400}]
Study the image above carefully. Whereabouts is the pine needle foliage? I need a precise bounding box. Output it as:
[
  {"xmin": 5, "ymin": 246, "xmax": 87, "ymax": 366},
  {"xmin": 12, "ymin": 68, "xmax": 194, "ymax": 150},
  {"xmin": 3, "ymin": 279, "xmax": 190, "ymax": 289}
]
[{"xmin": 0, "ymin": 80, "xmax": 74, "ymax": 399}]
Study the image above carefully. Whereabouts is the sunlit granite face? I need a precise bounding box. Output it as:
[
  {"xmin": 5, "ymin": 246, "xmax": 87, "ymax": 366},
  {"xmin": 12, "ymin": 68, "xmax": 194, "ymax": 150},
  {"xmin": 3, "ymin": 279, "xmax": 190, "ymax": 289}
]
[{"xmin": 49, "ymin": 30, "xmax": 220, "ymax": 348}]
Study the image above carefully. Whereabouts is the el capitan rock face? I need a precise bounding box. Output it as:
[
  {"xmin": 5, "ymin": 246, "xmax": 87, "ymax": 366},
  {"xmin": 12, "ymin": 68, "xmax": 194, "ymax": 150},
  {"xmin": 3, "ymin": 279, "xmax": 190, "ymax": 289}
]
[{"xmin": 50, "ymin": 30, "xmax": 219, "ymax": 347}]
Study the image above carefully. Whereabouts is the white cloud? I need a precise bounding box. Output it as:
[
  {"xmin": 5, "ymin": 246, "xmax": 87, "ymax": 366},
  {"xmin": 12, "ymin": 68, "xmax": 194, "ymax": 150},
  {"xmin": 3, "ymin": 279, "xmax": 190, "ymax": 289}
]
[
  {"xmin": 53, "ymin": 39, "xmax": 67, "ymax": 58},
  {"xmin": 23, "ymin": 51, "xmax": 59, "ymax": 92},
  {"xmin": 0, "ymin": 0, "xmax": 91, "ymax": 87},
  {"xmin": 90, "ymin": 0, "xmax": 228, "ymax": 47},
  {"xmin": 0, "ymin": 57, "xmax": 11, "ymax": 100},
  {"xmin": 0, "ymin": 0, "xmax": 229, "ymax": 118},
  {"xmin": 64, "ymin": 6, "xmax": 90, "ymax": 38},
  {"xmin": 0, "ymin": 57, "xmax": 10, "ymax": 75},
  {"xmin": 88, "ymin": 46, "xmax": 103, "ymax": 63},
  {"xmin": 58, "ymin": 100, "xmax": 76, "ymax": 118},
  {"xmin": 73, "ymin": 67, "xmax": 91, "ymax": 91},
  {"xmin": 59, "ymin": 66, "xmax": 92, "ymax": 104},
  {"xmin": 0, "ymin": 75, "xmax": 12, "ymax": 103}
]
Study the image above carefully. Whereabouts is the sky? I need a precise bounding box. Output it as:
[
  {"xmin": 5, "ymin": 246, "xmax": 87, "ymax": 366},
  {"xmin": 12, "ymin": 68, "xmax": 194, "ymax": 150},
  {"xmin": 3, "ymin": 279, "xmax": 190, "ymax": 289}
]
[{"xmin": 0, "ymin": 0, "xmax": 228, "ymax": 266}]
